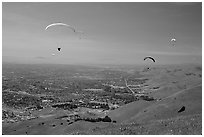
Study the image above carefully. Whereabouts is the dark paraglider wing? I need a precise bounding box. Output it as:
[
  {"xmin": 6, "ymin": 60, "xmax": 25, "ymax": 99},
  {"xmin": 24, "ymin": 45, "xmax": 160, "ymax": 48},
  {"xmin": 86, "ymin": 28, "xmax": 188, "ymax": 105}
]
[{"xmin": 144, "ymin": 56, "xmax": 156, "ymax": 62}]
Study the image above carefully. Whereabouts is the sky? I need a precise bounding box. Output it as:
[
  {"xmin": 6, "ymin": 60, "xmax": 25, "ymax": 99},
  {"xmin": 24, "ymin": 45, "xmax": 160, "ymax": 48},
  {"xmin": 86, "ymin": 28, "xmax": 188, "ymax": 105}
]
[{"xmin": 2, "ymin": 2, "xmax": 202, "ymax": 65}]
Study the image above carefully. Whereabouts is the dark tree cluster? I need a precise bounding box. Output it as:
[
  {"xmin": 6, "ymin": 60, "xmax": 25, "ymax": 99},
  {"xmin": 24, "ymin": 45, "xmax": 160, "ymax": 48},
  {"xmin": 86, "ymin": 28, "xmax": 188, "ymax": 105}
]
[
  {"xmin": 87, "ymin": 102, "xmax": 110, "ymax": 110},
  {"xmin": 52, "ymin": 103, "xmax": 77, "ymax": 110},
  {"xmin": 74, "ymin": 115, "xmax": 113, "ymax": 123},
  {"xmin": 140, "ymin": 95, "xmax": 155, "ymax": 101}
]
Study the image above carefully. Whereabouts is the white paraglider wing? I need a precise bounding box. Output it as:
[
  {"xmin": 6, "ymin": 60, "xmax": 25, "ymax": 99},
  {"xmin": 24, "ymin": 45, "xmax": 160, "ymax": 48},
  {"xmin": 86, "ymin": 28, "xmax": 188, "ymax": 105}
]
[
  {"xmin": 45, "ymin": 23, "xmax": 76, "ymax": 32},
  {"xmin": 171, "ymin": 38, "xmax": 176, "ymax": 42}
]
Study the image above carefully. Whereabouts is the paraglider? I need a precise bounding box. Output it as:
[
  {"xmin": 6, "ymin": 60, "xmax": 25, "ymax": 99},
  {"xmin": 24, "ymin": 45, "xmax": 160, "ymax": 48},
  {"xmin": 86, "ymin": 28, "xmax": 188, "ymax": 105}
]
[
  {"xmin": 45, "ymin": 22, "xmax": 86, "ymax": 55},
  {"xmin": 45, "ymin": 22, "xmax": 77, "ymax": 53},
  {"xmin": 143, "ymin": 56, "xmax": 155, "ymax": 72},
  {"xmin": 144, "ymin": 56, "xmax": 156, "ymax": 62},
  {"xmin": 171, "ymin": 38, "xmax": 176, "ymax": 46},
  {"xmin": 45, "ymin": 22, "xmax": 76, "ymax": 32}
]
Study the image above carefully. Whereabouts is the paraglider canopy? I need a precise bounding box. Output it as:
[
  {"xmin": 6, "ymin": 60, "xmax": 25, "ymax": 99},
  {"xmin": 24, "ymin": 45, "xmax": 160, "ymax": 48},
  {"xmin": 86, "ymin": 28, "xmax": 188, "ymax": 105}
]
[
  {"xmin": 171, "ymin": 38, "xmax": 176, "ymax": 42},
  {"xmin": 45, "ymin": 22, "xmax": 76, "ymax": 32},
  {"xmin": 144, "ymin": 56, "xmax": 156, "ymax": 62}
]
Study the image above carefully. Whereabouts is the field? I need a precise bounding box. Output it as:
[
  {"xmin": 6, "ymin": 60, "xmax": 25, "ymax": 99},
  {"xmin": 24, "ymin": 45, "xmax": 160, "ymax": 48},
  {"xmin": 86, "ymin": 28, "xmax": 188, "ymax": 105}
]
[{"xmin": 2, "ymin": 63, "xmax": 202, "ymax": 135}]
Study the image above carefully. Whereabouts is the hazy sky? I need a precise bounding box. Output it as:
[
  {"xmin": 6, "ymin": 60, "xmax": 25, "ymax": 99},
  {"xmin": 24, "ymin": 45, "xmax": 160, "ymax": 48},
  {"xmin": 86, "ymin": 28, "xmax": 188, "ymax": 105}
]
[{"xmin": 2, "ymin": 2, "xmax": 202, "ymax": 65}]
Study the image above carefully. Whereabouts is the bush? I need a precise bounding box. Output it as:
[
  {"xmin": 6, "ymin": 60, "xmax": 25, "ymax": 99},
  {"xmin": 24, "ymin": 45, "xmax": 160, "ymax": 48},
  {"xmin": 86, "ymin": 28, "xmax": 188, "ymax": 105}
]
[{"xmin": 102, "ymin": 116, "xmax": 112, "ymax": 122}]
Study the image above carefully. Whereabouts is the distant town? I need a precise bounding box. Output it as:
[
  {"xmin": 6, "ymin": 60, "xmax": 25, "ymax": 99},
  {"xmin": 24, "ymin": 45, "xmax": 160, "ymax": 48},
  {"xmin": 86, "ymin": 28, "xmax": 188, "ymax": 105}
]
[{"xmin": 3, "ymin": 64, "xmax": 156, "ymax": 124}]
